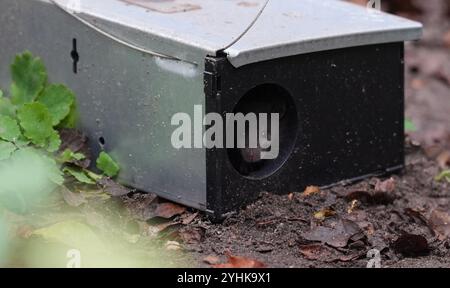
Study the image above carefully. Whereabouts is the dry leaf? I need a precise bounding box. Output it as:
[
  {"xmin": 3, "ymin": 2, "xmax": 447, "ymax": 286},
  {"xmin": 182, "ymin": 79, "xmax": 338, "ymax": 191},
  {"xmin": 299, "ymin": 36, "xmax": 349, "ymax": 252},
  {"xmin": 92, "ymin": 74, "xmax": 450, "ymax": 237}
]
[
  {"xmin": 302, "ymin": 186, "xmax": 320, "ymax": 197},
  {"xmin": 146, "ymin": 221, "xmax": 181, "ymax": 237},
  {"xmin": 302, "ymin": 219, "xmax": 365, "ymax": 248},
  {"xmin": 203, "ymin": 255, "xmax": 221, "ymax": 265},
  {"xmin": 97, "ymin": 177, "xmax": 131, "ymax": 197},
  {"xmin": 213, "ymin": 253, "xmax": 266, "ymax": 268},
  {"xmin": 58, "ymin": 128, "xmax": 91, "ymax": 168},
  {"xmin": 347, "ymin": 200, "xmax": 359, "ymax": 214},
  {"xmin": 436, "ymin": 151, "xmax": 450, "ymax": 169},
  {"xmin": 165, "ymin": 240, "xmax": 182, "ymax": 251},
  {"xmin": 179, "ymin": 227, "xmax": 205, "ymax": 244},
  {"xmin": 154, "ymin": 202, "xmax": 187, "ymax": 219},
  {"xmin": 428, "ymin": 209, "xmax": 450, "ymax": 241},
  {"xmin": 60, "ymin": 186, "xmax": 87, "ymax": 207},
  {"xmin": 181, "ymin": 212, "xmax": 199, "ymax": 225},
  {"xmin": 375, "ymin": 178, "xmax": 396, "ymax": 193},
  {"xmin": 299, "ymin": 243, "xmax": 361, "ymax": 263},
  {"xmin": 16, "ymin": 225, "xmax": 34, "ymax": 239},
  {"xmin": 299, "ymin": 244, "xmax": 334, "ymax": 260},
  {"xmin": 314, "ymin": 207, "xmax": 336, "ymax": 221}
]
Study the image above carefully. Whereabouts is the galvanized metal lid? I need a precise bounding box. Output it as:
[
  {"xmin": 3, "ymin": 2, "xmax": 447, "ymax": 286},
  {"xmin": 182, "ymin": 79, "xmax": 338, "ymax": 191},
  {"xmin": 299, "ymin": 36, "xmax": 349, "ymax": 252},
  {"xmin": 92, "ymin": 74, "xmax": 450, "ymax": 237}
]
[{"xmin": 51, "ymin": 0, "xmax": 422, "ymax": 67}]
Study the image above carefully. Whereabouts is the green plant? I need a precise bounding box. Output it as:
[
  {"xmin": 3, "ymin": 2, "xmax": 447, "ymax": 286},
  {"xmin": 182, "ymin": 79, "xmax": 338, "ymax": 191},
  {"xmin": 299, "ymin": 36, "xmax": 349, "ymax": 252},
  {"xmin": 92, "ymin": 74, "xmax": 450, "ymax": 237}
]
[
  {"xmin": 0, "ymin": 51, "xmax": 121, "ymax": 211},
  {"xmin": 435, "ymin": 170, "xmax": 450, "ymax": 183}
]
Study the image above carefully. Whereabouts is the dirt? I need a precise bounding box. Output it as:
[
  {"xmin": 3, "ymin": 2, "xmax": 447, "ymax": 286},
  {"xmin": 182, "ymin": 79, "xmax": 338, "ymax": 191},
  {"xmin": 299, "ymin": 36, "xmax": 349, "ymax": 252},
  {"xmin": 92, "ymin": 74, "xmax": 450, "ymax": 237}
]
[{"xmin": 176, "ymin": 0, "xmax": 450, "ymax": 268}]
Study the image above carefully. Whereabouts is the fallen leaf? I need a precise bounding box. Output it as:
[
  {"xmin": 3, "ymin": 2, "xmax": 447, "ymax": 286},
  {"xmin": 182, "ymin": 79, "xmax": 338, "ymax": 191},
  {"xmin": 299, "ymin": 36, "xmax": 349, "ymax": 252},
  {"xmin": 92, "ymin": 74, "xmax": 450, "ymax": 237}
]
[
  {"xmin": 181, "ymin": 212, "xmax": 199, "ymax": 225},
  {"xmin": 58, "ymin": 128, "xmax": 91, "ymax": 168},
  {"xmin": 16, "ymin": 225, "xmax": 34, "ymax": 239},
  {"xmin": 123, "ymin": 193, "xmax": 158, "ymax": 221},
  {"xmin": 165, "ymin": 240, "xmax": 182, "ymax": 251},
  {"xmin": 347, "ymin": 200, "xmax": 359, "ymax": 214},
  {"xmin": 203, "ymin": 255, "xmax": 221, "ymax": 265},
  {"xmin": 31, "ymin": 220, "xmax": 103, "ymax": 249},
  {"xmin": 435, "ymin": 170, "xmax": 450, "ymax": 183},
  {"xmin": 97, "ymin": 177, "xmax": 131, "ymax": 197},
  {"xmin": 288, "ymin": 193, "xmax": 294, "ymax": 201},
  {"xmin": 302, "ymin": 219, "xmax": 365, "ymax": 248},
  {"xmin": 314, "ymin": 207, "xmax": 336, "ymax": 221},
  {"xmin": 60, "ymin": 185, "xmax": 87, "ymax": 207},
  {"xmin": 146, "ymin": 221, "xmax": 181, "ymax": 238},
  {"xmin": 335, "ymin": 252, "xmax": 364, "ymax": 263},
  {"xmin": 375, "ymin": 178, "xmax": 396, "ymax": 193},
  {"xmin": 392, "ymin": 234, "xmax": 429, "ymax": 257},
  {"xmin": 299, "ymin": 243, "xmax": 361, "ymax": 263},
  {"xmin": 428, "ymin": 209, "xmax": 450, "ymax": 241},
  {"xmin": 404, "ymin": 208, "xmax": 428, "ymax": 226},
  {"xmin": 302, "ymin": 186, "xmax": 320, "ymax": 197},
  {"xmin": 299, "ymin": 244, "xmax": 335, "ymax": 260},
  {"xmin": 436, "ymin": 151, "xmax": 450, "ymax": 169},
  {"xmin": 213, "ymin": 253, "xmax": 266, "ymax": 268},
  {"xmin": 179, "ymin": 227, "xmax": 205, "ymax": 244},
  {"xmin": 154, "ymin": 202, "xmax": 187, "ymax": 219}
]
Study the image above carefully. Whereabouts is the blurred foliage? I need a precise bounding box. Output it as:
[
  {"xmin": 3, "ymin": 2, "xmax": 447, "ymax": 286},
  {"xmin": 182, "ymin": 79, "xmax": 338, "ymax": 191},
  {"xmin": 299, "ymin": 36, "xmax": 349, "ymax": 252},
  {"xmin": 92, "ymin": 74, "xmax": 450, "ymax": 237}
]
[{"xmin": 0, "ymin": 52, "xmax": 179, "ymax": 268}]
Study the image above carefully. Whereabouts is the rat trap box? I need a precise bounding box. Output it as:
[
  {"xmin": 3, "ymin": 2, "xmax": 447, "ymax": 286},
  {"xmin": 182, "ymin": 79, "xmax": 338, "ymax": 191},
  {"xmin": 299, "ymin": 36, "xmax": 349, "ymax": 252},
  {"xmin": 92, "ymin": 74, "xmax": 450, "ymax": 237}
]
[{"xmin": 0, "ymin": 0, "xmax": 422, "ymax": 218}]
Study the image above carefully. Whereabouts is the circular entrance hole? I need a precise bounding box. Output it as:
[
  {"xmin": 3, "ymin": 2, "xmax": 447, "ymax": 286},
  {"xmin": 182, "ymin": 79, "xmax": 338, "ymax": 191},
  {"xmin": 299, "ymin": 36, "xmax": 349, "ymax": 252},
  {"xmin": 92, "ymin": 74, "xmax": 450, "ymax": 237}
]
[{"xmin": 227, "ymin": 84, "xmax": 298, "ymax": 179}]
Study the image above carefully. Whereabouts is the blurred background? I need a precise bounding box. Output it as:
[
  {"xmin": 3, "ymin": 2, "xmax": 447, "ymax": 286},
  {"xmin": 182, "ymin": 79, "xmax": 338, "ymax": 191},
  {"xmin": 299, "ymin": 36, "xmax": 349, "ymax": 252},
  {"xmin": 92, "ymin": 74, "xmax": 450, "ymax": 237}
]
[{"xmin": 348, "ymin": 0, "xmax": 450, "ymax": 151}]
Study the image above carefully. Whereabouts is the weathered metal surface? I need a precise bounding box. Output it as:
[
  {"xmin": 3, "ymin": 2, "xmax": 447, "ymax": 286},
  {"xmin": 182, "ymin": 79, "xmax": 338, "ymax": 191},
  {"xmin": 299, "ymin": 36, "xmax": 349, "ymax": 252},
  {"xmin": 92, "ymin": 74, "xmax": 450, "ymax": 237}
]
[
  {"xmin": 48, "ymin": 0, "xmax": 422, "ymax": 67},
  {"xmin": 225, "ymin": 0, "xmax": 423, "ymax": 67},
  {"xmin": 50, "ymin": 0, "xmax": 268, "ymax": 64},
  {"xmin": 0, "ymin": 0, "xmax": 208, "ymax": 209}
]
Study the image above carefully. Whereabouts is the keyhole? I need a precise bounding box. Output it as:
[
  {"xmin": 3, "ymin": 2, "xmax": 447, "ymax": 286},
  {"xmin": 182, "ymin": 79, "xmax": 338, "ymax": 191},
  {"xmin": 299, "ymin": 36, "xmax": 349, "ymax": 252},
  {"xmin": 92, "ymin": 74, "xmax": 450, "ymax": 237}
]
[{"xmin": 70, "ymin": 38, "xmax": 79, "ymax": 74}]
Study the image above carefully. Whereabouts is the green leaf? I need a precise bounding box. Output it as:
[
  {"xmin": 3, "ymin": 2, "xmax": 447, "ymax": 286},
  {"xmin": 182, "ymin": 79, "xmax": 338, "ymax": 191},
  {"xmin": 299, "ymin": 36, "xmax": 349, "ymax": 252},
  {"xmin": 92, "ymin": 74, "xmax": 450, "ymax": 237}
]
[
  {"xmin": 13, "ymin": 136, "xmax": 30, "ymax": 148},
  {"xmin": 0, "ymin": 115, "xmax": 21, "ymax": 142},
  {"xmin": 17, "ymin": 102, "xmax": 53, "ymax": 146},
  {"xmin": 10, "ymin": 52, "xmax": 47, "ymax": 105},
  {"xmin": 0, "ymin": 140, "xmax": 17, "ymax": 160},
  {"xmin": 0, "ymin": 148, "xmax": 63, "ymax": 213},
  {"xmin": 96, "ymin": 152, "xmax": 120, "ymax": 177},
  {"xmin": 85, "ymin": 170, "xmax": 103, "ymax": 182},
  {"xmin": 63, "ymin": 166, "xmax": 95, "ymax": 184},
  {"xmin": 59, "ymin": 149, "xmax": 86, "ymax": 163},
  {"xmin": 405, "ymin": 119, "xmax": 416, "ymax": 132},
  {"xmin": 0, "ymin": 96, "xmax": 16, "ymax": 118},
  {"xmin": 58, "ymin": 101, "xmax": 78, "ymax": 129},
  {"xmin": 37, "ymin": 84, "xmax": 75, "ymax": 126},
  {"xmin": 31, "ymin": 220, "xmax": 103, "ymax": 250},
  {"xmin": 435, "ymin": 170, "xmax": 450, "ymax": 183},
  {"xmin": 46, "ymin": 129, "xmax": 61, "ymax": 153}
]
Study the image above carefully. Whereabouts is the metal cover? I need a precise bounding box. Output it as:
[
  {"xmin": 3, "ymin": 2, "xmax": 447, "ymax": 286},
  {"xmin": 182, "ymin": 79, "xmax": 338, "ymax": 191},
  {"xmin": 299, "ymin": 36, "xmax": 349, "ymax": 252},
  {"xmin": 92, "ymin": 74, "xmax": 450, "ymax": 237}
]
[
  {"xmin": 50, "ymin": 0, "xmax": 422, "ymax": 67},
  {"xmin": 224, "ymin": 0, "xmax": 423, "ymax": 67}
]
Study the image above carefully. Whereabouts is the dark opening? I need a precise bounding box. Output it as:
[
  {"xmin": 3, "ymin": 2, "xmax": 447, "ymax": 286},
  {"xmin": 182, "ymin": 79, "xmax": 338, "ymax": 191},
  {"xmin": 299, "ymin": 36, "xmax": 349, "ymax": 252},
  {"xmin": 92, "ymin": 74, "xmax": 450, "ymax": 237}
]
[{"xmin": 227, "ymin": 84, "xmax": 298, "ymax": 179}]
